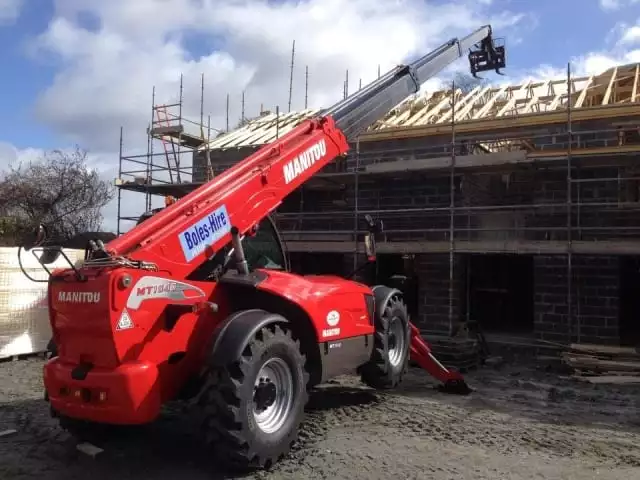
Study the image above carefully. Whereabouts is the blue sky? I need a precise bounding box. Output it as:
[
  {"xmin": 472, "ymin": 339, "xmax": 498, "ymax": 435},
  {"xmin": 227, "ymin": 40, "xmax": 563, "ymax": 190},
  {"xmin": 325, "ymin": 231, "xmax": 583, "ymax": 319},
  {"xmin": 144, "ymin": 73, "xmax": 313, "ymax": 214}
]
[
  {"xmin": 0, "ymin": 1, "xmax": 56, "ymax": 149},
  {"xmin": 1, "ymin": 0, "xmax": 640, "ymax": 227}
]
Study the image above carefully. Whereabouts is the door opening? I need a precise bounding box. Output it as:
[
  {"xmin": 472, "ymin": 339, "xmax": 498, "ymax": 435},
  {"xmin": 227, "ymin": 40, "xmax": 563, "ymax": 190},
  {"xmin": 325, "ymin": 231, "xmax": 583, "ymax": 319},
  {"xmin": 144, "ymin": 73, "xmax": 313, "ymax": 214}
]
[
  {"xmin": 462, "ymin": 254, "xmax": 534, "ymax": 333},
  {"xmin": 619, "ymin": 256, "xmax": 640, "ymax": 347}
]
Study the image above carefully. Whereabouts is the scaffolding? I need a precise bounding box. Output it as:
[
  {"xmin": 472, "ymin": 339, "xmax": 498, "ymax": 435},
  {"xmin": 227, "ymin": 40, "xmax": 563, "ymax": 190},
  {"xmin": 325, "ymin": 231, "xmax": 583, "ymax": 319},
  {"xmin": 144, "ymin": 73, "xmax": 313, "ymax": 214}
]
[
  {"xmin": 115, "ymin": 75, "xmax": 215, "ymax": 234},
  {"xmin": 267, "ymin": 62, "xmax": 640, "ymax": 344}
]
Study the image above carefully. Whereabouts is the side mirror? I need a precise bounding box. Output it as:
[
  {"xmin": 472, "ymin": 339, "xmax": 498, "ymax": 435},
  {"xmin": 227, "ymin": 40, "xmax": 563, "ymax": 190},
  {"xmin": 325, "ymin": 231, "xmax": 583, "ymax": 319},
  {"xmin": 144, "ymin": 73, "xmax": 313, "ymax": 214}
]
[
  {"xmin": 22, "ymin": 224, "xmax": 48, "ymax": 251},
  {"xmin": 21, "ymin": 224, "xmax": 62, "ymax": 265},
  {"xmin": 363, "ymin": 215, "xmax": 383, "ymax": 262},
  {"xmin": 38, "ymin": 247, "xmax": 62, "ymax": 265},
  {"xmin": 17, "ymin": 224, "xmax": 87, "ymax": 283},
  {"xmin": 35, "ymin": 224, "xmax": 47, "ymax": 246},
  {"xmin": 364, "ymin": 232, "xmax": 376, "ymax": 262}
]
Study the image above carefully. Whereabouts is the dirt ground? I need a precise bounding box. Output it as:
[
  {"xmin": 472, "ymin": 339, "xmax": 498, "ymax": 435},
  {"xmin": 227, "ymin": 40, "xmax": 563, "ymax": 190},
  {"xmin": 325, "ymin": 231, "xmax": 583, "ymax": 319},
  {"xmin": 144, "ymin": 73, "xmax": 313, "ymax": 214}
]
[{"xmin": 1, "ymin": 357, "xmax": 639, "ymax": 480}]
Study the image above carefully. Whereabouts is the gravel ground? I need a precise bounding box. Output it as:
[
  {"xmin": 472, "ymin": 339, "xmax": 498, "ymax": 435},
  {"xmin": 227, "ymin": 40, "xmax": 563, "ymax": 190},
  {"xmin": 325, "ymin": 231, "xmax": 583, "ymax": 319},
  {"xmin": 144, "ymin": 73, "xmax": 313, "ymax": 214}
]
[{"xmin": 1, "ymin": 357, "xmax": 640, "ymax": 480}]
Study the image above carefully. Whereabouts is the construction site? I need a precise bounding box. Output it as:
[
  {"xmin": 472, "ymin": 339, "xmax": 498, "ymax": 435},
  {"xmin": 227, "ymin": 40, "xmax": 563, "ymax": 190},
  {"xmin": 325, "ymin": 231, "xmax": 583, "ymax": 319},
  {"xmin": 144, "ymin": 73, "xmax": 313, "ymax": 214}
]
[
  {"xmin": 117, "ymin": 62, "xmax": 640, "ymax": 353},
  {"xmin": 2, "ymin": 26, "xmax": 640, "ymax": 477}
]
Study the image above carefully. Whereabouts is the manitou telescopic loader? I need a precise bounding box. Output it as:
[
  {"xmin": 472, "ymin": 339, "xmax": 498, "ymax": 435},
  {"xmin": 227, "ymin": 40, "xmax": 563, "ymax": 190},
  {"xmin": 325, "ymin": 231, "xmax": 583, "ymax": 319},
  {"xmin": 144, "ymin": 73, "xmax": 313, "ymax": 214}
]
[{"xmin": 21, "ymin": 26, "xmax": 506, "ymax": 470}]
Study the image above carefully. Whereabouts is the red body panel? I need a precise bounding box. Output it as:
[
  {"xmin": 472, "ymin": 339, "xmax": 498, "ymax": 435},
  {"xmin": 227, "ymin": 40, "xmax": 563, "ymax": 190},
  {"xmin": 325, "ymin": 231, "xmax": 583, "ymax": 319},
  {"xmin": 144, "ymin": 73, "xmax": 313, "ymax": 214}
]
[
  {"xmin": 256, "ymin": 271, "xmax": 374, "ymax": 340},
  {"xmin": 44, "ymin": 360, "xmax": 160, "ymax": 424},
  {"xmin": 46, "ymin": 269, "xmax": 217, "ymax": 422}
]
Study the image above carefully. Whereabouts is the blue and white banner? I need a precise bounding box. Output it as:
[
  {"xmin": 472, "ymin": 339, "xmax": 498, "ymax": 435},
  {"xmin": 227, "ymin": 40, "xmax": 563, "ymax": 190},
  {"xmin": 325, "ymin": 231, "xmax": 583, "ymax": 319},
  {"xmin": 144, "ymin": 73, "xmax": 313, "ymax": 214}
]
[{"xmin": 178, "ymin": 205, "xmax": 231, "ymax": 262}]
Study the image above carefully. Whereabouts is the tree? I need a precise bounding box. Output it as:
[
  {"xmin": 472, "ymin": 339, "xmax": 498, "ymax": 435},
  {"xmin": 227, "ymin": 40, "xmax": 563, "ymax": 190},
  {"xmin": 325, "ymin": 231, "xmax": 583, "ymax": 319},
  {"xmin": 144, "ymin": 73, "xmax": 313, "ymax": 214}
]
[{"xmin": 0, "ymin": 147, "xmax": 115, "ymax": 245}]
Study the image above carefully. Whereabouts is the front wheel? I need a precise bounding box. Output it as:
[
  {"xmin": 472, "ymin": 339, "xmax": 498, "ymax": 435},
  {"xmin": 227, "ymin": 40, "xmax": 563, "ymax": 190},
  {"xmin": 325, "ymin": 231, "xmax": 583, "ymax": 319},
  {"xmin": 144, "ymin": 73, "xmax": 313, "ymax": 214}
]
[
  {"xmin": 360, "ymin": 293, "xmax": 410, "ymax": 389},
  {"xmin": 200, "ymin": 321, "xmax": 309, "ymax": 470}
]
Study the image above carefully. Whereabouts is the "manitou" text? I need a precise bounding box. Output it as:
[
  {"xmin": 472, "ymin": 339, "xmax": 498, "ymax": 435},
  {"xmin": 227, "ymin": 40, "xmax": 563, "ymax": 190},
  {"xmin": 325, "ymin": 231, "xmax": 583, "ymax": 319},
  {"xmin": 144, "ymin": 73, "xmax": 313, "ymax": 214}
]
[
  {"xmin": 57, "ymin": 291, "xmax": 101, "ymax": 303},
  {"xmin": 283, "ymin": 139, "xmax": 327, "ymax": 184}
]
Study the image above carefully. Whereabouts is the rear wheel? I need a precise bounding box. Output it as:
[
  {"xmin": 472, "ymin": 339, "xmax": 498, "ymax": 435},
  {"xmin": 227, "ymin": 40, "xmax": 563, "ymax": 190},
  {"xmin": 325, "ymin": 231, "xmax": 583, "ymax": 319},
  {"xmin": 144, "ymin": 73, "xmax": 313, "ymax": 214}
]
[
  {"xmin": 360, "ymin": 293, "xmax": 410, "ymax": 389},
  {"xmin": 200, "ymin": 321, "xmax": 309, "ymax": 470}
]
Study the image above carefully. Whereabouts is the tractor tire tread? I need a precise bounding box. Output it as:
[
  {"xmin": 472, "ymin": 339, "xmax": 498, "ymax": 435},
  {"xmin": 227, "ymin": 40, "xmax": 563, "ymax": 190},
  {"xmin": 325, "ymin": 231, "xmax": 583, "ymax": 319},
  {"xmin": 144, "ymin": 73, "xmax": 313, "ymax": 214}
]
[
  {"xmin": 201, "ymin": 322, "xmax": 309, "ymax": 471},
  {"xmin": 360, "ymin": 294, "xmax": 410, "ymax": 390}
]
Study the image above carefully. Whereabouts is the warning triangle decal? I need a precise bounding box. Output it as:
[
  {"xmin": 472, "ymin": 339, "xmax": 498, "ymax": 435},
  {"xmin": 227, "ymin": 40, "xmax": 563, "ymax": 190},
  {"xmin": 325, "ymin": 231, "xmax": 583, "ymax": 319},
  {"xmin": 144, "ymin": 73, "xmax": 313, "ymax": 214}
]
[{"xmin": 116, "ymin": 309, "xmax": 134, "ymax": 331}]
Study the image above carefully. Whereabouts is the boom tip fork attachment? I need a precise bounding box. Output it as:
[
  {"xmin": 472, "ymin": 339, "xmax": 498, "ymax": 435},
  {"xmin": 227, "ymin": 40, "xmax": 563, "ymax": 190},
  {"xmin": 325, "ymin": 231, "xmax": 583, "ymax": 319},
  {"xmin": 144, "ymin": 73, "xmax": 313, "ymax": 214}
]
[{"xmin": 468, "ymin": 32, "xmax": 506, "ymax": 80}]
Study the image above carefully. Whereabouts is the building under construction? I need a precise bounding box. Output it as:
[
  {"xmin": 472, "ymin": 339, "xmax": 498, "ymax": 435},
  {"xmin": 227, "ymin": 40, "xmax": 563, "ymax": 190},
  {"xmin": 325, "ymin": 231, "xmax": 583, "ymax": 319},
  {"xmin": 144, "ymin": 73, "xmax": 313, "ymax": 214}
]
[{"xmin": 117, "ymin": 63, "xmax": 640, "ymax": 348}]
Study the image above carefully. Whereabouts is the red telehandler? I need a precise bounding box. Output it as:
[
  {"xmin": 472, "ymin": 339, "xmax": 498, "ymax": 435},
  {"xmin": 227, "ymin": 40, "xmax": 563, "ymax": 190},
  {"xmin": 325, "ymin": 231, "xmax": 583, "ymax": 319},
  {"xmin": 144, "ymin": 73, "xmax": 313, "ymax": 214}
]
[{"xmin": 20, "ymin": 25, "xmax": 505, "ymax": 470}]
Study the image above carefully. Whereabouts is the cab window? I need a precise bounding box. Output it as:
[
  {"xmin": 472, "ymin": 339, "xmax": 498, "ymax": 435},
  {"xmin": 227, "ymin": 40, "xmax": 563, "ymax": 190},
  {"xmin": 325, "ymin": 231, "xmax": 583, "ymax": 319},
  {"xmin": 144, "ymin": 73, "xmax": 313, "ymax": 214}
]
[{"xmin": 243, "ymin": 217, "xmax": 286, "ymax": 270}]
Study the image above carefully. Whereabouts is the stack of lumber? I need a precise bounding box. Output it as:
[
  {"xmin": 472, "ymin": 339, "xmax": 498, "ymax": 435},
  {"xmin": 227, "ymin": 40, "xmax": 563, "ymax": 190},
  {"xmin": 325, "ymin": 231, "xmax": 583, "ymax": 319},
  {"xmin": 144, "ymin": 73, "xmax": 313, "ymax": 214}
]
[{"xmin": 562, "ymin": 343, "xmax": 640, "ymax": 377}]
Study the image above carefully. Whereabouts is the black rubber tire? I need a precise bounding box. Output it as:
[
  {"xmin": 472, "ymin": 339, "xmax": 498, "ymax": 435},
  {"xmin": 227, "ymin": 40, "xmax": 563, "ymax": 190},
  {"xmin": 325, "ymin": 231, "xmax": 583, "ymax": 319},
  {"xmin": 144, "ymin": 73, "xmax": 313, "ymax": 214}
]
[
  {"xmin": 200, "ymin": 322, "xmax": 309, "ymax": 471},
  {"xmin": 360, "ymin": 293, "xmax": 410, "ymax": 389}
]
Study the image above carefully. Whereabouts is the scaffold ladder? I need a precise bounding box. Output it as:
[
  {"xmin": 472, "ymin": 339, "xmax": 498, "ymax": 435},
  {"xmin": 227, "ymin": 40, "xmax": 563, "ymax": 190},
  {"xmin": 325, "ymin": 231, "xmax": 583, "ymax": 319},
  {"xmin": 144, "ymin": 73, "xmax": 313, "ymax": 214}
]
[{"xmin": 154, "ymin": 105, "xmax": 181, "ymax": 183}]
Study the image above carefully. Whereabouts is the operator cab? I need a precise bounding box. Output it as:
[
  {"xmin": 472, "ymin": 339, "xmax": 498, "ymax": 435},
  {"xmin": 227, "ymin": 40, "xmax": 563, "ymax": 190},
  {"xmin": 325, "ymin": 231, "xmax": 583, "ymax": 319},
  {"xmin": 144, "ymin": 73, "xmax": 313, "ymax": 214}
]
[
  {"xmin": 173, "ymin": 214, "xmax": 289, "ymax": 281},
  {"xmin": 135, "ymin": 195, "xmax": 289, "ymax": 280},
  {"xmin": 135, "ymin": 197, "xmax": 381, "ymax": 283}
]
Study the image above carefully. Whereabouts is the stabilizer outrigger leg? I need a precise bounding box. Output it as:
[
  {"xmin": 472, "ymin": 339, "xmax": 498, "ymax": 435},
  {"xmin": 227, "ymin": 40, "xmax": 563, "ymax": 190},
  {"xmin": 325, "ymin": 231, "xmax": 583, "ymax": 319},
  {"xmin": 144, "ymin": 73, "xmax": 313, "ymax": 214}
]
[{"xmin": 409, "ymin": 323, "xmax": 472, "ymax": 395}]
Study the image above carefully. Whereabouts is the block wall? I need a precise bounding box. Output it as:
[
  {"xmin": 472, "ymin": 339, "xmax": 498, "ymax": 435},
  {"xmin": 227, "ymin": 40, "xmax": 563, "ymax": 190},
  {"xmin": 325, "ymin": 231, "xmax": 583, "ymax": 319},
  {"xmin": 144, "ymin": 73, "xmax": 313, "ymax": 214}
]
[
  {"xmin": 533, "ymin": 255, "xmax": 619, "ymax": 345},
  {"xmin": 414, "ymin": 253, "xmax": 461, "ymax": 335}
]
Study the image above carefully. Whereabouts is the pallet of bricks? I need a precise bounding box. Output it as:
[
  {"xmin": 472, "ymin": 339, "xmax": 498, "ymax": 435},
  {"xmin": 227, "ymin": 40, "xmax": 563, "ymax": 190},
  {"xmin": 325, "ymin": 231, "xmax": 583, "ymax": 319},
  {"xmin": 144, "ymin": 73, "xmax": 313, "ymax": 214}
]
[
  {"xmin": 0, "ymin": 246, "xmax": 84, "ymax": 359},
  {"xmin": 562, "ymin": 343, "xmax": 640, "ymax": 382}
]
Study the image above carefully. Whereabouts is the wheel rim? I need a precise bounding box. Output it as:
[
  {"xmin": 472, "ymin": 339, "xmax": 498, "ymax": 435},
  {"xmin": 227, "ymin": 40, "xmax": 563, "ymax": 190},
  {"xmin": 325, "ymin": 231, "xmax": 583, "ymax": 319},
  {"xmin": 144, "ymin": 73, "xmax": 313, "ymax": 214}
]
[
  {"xmin": 388, "ymin": 316, "xmax": 407, "ymax": 368},
  {"xmin": 253, "ymin": 357, "xmax": 294, "ymax": 434}
]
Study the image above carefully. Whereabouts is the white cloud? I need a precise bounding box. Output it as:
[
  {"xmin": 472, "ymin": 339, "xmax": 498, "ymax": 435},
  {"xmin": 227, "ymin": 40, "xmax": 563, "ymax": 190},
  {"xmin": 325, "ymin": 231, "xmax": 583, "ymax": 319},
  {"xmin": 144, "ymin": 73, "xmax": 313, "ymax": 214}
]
[
  {"xmin": 0, "ymin": 0, "xmax": 22, "ymax": 24},
  {"xmin": 600, "ymin": 0, "xmax": 640, "ymax": 11},
  {"xmin": 618, "ymin": 23, "xmax": 640, "ymax": 45},
  {"xmin": 0, "ymin": 142, "xmax": 44, "ymax": 170},
  {"xmin": 30, "ymin": 0, "xmax": 526, "ymax": 152}
]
